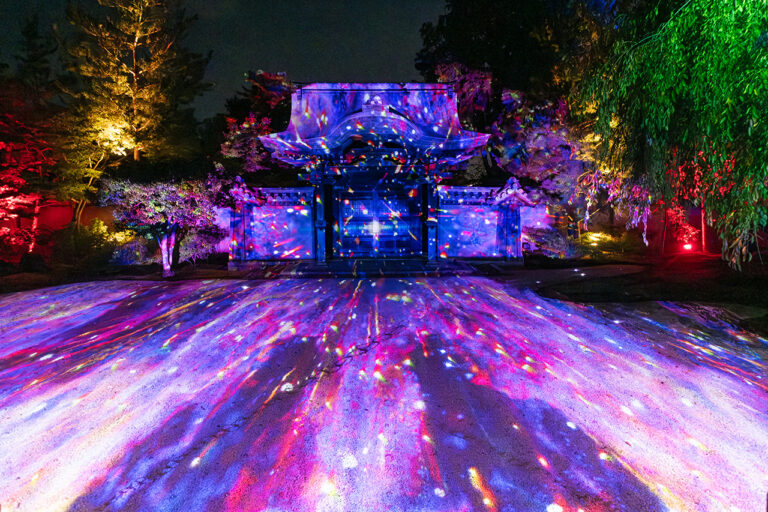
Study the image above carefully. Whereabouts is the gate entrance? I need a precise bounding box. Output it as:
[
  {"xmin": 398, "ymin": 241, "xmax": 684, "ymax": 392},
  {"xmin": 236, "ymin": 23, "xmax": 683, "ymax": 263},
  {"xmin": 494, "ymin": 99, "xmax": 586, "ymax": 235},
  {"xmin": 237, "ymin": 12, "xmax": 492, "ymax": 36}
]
[
  {"xmin": 253, "ymin": 83, "xmax": 493, "ymax": 264},
  {"xmin": 333, "ymin": 186, "xmax": 423, "ymax": 259}
]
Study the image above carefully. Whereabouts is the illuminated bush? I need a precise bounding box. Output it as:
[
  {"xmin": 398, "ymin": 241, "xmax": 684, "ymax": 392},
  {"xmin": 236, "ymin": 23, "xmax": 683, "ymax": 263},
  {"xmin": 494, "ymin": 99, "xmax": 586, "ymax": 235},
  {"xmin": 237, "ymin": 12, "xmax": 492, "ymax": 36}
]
[
  {"xmin": 52, "ymin": 219, "xmax": 117, "ymax": 268},
  {"xmin": 179, "ymin": 225, "xmax": 227, "ymax": 264}
]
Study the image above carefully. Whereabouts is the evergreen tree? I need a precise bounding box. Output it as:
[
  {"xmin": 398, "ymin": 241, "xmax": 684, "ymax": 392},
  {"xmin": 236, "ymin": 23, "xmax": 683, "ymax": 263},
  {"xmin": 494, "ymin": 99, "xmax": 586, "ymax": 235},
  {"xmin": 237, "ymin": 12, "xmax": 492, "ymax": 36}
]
[
  {"xmin": 62, "ymin": 0, "xmax": 210, "ymax": 162},
  {"xmin": 14, "ymin": 15, "xmax": 58, "ymax": 104}
]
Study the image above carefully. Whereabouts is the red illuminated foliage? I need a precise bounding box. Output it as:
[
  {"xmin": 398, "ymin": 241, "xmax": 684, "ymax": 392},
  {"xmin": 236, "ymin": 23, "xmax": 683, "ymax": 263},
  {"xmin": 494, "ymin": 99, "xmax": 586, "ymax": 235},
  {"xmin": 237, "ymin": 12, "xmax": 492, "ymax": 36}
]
[
  {"xmin": 0, "ymin": 80, "xmax": 57, "ymax": 251},
  {"xmin": 220, "ymin": 71, "xmax": 294, "ymax": 174},
  {"xmin": 221, "ymin": 115, "xmax": 274, "ymax": 173},
  {"xmin": 665, "ymin": 145, "xmax": 738, "ymax": 245}
]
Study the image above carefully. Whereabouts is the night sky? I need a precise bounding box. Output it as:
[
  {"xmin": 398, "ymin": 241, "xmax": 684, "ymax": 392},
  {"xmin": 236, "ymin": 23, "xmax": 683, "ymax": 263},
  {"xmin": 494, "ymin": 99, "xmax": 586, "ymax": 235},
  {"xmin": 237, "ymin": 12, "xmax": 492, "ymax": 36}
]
[{"xmin": 0, "ymin": 0, "xmax": 445, "ymax": 119}]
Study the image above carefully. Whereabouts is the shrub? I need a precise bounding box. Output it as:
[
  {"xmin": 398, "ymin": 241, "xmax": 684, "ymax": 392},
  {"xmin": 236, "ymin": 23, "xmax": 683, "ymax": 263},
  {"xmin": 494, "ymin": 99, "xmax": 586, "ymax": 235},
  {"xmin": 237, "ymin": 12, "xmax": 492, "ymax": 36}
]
[
  {"xmin": 18, "ymin": 253, "xmax": 49, "ymax": 273},
  {"xmin": 523, "ymin": 228, "xmax": 578, "ymax": 258},
  {"xmin": 111, "ymin": 238, "xmax": 158, "ymax": 266},
  {"xmin": 179, "ymin": 225, "xmax": 227, "ymax": 264},
  {"xmin": 51, "ymin": 219, "xmax": 117, "ymax": 268}
]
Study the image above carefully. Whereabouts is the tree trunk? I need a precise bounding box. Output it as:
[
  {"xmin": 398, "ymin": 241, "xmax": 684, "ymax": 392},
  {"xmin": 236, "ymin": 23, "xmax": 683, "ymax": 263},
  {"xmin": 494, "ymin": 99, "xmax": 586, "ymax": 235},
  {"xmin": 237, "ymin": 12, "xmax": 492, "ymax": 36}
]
[
  {"xmin": 159, "ymin": 224, "xmax": 177, "ymax": 277},
  {"xmin": 608, "ymin": 205, "xmax": 615, "ymax": 234},
  {"xmin": 73, "ymin": 176, "xmax": 96, "ymax": 230},
  {"xmin": 661, "ymin": 208, "xmax": 668, "ymax": 257},
  {"xmin": 73, "ymin": 199, "xmax": 86, "ymax": 230},
  {"xmin": 700, "ymin": 207, "xmax": 707, "ymax": 253},
  {"xmin": 28, "ymin": 198, "xmax": 40, "ymax": 253},
  {"xmin": 132, "ymin": 20, "xmax": 141, "ymax": 162}
]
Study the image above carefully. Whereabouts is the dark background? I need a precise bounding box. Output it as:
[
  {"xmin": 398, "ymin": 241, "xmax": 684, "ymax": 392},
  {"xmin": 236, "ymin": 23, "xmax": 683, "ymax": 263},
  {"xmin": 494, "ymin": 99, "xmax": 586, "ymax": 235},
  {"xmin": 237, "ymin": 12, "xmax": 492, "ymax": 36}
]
[{"xmin": 0, "ymin": 0, "xmax": 445, "ymax": 118}]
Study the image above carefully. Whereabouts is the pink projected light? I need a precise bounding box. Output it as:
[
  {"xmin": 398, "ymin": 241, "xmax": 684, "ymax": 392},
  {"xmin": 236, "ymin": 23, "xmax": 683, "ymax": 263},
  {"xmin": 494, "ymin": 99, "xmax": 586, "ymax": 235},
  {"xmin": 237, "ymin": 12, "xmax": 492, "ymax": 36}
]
[
  {"xmin": 259, "ymin": 83, "xmax": 490, "ymax": 169},
  {"xmin": 0, "ymin": 278, "xmax": 766, "ymax": 511}
]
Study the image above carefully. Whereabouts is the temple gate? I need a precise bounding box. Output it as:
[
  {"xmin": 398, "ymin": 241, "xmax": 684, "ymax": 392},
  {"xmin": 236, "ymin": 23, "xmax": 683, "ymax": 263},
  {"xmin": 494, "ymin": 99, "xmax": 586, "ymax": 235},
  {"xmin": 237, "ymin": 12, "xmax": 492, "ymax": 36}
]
[{"xmin": 229, "ymin": 83, "xmax": 522, "ymax": 264}]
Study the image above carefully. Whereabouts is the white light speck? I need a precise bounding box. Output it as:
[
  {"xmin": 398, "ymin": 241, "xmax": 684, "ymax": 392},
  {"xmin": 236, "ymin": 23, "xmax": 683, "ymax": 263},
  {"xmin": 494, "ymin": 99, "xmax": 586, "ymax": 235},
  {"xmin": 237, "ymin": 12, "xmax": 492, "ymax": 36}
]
[{"xmin": 341, "ymin": 453, "xmax": 358, "ymax": 469}]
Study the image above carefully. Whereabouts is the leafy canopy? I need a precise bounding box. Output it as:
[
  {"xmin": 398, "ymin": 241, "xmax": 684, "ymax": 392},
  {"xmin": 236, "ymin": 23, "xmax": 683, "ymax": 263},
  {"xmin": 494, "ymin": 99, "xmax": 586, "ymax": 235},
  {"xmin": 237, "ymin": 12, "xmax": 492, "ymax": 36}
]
[
  {"xmin": 62, "ymin": 0, "xmax": 210, "ymax": 162},
  {"xmin": 100, "ymin": 178, "xmax": 219, "ymax": 234},
  {"xmin": 579, "ymin": 0, "xmax": 768, "ymax": 266}
]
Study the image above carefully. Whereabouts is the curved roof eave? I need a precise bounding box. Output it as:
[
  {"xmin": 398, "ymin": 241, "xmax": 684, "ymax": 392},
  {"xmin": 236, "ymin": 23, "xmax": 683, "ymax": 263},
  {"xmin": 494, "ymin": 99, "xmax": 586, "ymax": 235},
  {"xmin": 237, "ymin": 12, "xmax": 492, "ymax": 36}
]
[{"xmin": 257, "ymin": 82, "xmax": 491, "ymax": 168}]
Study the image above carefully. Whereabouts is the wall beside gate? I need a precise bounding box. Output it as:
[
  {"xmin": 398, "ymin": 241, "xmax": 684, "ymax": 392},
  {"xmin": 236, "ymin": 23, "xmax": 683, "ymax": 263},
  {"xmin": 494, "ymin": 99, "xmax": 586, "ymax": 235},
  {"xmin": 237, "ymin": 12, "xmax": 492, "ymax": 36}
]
[
  {"xmin": 436, "ymin": 186, "xmax": 522, "ymax": 259},
  {"xmin": 230, "ymin": 188, "xmax": 315, "ymax": 261},
  {"xmin": 229, "ymin": 186, "xmax": 523, "ymax": 262}
]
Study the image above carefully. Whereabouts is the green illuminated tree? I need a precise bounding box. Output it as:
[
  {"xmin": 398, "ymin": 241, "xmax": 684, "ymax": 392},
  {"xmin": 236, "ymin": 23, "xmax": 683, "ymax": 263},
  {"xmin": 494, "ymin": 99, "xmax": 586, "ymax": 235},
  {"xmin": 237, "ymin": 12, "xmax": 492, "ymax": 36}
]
[
  {"xmin": 578, "ymin": 0, "xmax": 768, "ymax": 267},
  {"xmin": 55, "ymin": 96, "xmax": 132, "ymax": 227}
]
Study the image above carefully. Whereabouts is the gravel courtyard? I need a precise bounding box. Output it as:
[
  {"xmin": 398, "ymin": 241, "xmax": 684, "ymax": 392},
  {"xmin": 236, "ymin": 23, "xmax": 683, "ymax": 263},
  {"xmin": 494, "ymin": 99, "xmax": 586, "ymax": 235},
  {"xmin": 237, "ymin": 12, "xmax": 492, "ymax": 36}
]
[{"xmin": 0, "ymin": 276, "xmax": 766, "ymax": 511}]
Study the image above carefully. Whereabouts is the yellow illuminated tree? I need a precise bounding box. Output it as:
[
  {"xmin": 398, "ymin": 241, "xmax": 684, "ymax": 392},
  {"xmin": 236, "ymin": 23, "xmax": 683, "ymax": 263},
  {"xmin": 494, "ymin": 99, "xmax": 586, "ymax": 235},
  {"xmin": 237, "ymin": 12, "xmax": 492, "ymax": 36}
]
[{"xmin": 62, "ymin": 0, "xmax": 210, "ymax": 162}]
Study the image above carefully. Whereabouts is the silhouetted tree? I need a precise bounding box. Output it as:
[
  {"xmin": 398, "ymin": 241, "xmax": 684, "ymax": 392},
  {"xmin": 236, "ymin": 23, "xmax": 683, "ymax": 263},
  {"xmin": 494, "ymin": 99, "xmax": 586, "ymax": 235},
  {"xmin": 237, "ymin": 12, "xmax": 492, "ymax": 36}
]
[
  {"xmin": 417, "ymin": 0, "xmax": 586, "ymax": 96},
  {"xmin": 14, "ymin": 15, "xmax": 58, "ymax": 103}
]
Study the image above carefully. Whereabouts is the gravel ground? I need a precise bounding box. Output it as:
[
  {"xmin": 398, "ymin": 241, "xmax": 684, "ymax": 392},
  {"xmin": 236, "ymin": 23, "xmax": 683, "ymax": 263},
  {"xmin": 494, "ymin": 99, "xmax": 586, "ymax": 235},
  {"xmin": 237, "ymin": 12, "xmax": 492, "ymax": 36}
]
[{"xmin": 0, "ymin": 273, "xmax": 766, "ymax": 511}]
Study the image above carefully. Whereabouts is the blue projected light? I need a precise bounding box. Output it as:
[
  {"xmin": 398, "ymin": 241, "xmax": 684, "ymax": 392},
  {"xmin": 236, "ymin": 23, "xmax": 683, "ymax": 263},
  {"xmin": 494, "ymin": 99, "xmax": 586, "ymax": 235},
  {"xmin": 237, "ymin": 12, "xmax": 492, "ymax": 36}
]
[
  {"xmin": 334, "ymin": 188, "xmax": 423, "ymax": 258},
  {"xmin": 437, "ymin": 186, "xmax": 521, "ymax": 259},
  {"xmin": 259, "ymin": 83, "xmax": 490, "ymax": 170},
  {"xmin": 230, "ymin": 188, "xmax": 315, "ymax": 261},
  {"xmin": 230, "ymin": 84, "xmax": 523, "ymax": 263}
]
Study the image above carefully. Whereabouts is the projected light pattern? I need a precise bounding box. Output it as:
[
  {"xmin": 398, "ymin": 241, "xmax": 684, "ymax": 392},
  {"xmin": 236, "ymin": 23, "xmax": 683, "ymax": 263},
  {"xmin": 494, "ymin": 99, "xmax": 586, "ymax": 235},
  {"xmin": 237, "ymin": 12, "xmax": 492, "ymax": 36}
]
[
  {"xmin": 229, "ymin": 83, "xmax": 522, "ymax": 263},
  {"xmin": 437, "ymin": 186, "xmax": 521, "ymax": 258},
  {"xmin": 1, "ymin": 278, "xmax": 766, "ymax": 512},
  {"xmin": 259, "ymin": 83, "xmax": 490, "ymax": 169},
  {"xmin": 232, "ymin": 184, "xmax": 524, "ymax": 262},
  {"xmin": 230, "ymin": 188, "xmax": 315, "ymax": 261},
  {"xmin": 243, "ymin": 204, "xmax": 313, "ymax": 259},
  {"xmin": 334, "ymin": 188, "xmax": 423, "ymax": 258},
  {"xmin": 438, "ymin": 204, "xmax": 500, "ymax": 257}
]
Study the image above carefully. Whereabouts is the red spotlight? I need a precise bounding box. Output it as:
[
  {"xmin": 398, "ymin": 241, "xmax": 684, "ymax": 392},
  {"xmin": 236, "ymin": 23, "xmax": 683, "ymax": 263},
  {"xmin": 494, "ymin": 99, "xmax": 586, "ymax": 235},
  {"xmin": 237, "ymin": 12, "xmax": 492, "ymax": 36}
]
[{"xmin": 683, "ymin": 243, "xmax": 693, "ymax": 251}]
